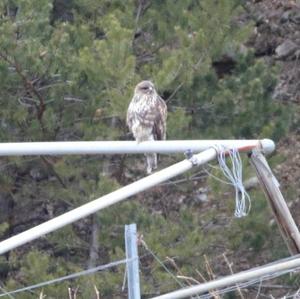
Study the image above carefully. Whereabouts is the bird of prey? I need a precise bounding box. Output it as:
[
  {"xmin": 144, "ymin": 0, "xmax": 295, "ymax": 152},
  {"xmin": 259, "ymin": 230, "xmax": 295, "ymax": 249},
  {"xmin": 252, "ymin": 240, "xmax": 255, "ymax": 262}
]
[{"xmin": 127, "ymin": 80, "xmax": 167, "ymax": 174}]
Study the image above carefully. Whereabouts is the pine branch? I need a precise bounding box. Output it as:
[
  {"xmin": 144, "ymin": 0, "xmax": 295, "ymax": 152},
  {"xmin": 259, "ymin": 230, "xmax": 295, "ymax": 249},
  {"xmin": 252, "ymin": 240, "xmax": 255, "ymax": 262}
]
[
  {"xmin": 0, "ymin": 51, "xmax": 46, "ymax": 131},
  {"xmin": 13, "ymin": 57, "xmax": 46, "ymax": 122},
  {"xmin": 40, "ymin": 156, "xmax": 67, "ymax": 189}
]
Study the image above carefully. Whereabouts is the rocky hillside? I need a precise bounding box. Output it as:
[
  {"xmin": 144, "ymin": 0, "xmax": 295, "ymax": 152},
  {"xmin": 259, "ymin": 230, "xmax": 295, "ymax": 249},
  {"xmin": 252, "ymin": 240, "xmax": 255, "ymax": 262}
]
[
  {"xmin": 246, "ymin": 0, "xmax": 300, "ymax": 203},
  {"xmin": 255, "ymin": 1, "xmax": 299, "ymax": 102}
]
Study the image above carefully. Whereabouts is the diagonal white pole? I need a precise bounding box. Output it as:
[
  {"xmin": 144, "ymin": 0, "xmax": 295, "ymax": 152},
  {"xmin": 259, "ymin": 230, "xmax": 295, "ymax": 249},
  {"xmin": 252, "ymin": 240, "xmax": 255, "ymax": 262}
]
[
  {"xmin": 0, "ymin": 148, "xmax": 217, "ymax": 255},
  {"xmin": 150, "ymin": 255, "xmax": 300, "ymax": 299},
  {"xmin": 0, "ymin": 139, "xmax": 275, "ymax": 156}
]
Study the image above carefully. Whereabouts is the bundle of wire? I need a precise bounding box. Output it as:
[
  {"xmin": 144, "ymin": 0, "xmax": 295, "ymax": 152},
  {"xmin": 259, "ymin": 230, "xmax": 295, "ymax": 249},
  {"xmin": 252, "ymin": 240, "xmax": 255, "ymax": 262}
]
[{"xmin": 213, "ymin": 145, "xmax": 251, "ymax": 218}]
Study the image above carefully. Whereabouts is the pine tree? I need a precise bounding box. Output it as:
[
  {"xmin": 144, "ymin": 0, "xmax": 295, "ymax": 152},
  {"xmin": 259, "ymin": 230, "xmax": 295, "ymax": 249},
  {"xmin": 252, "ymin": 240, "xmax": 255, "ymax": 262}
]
[{"xmin": 0, "ymin": 0, "xmax": 291, "ymax": 298}]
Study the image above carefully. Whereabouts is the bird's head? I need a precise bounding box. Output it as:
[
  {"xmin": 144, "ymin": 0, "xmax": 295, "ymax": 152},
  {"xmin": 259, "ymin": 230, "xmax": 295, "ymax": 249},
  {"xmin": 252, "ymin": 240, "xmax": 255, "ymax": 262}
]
[{"xmin": 135, "ymin": 80, "xmax": 155, "ymax": 95}]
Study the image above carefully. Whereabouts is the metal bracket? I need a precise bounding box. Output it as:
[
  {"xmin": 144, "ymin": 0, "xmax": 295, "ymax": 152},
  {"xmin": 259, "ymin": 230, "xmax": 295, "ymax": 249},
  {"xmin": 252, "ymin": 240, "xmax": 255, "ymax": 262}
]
[{"xmin": 184, "ymin": 149, "xmax": 199, "ymax": 166}]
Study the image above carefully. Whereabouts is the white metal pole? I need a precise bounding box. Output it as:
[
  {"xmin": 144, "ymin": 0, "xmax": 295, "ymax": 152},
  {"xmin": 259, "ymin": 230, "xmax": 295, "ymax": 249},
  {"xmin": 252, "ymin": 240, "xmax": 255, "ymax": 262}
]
[
  {"xmin": 0, "ymin": 139, "xmax": 275, "ymax": 156},
  {"xmin": 125, "ymin": 224, "xmax": 141, "ymax": 299},
  {"xmin": 0, "ymin": 148, "xmax": 217, "ymax": 255},
  {"xmin": 150, "ymin": 256, "xmax": 300, "ymax": 299}
]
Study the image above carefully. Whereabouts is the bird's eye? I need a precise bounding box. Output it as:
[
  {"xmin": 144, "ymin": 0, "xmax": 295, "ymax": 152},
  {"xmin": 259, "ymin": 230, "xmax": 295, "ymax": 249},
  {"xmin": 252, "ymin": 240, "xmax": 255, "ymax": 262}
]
[{"xmin": 141, "ymin": 86, "xmax": 148, "ymax": 90}]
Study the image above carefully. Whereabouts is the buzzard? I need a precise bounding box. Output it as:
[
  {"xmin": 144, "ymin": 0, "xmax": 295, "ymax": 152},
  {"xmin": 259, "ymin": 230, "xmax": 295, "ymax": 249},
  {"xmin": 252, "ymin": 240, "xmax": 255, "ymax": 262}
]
[{"xmin": 127, "ymin": 80, "xmax": 167, "ymax": 174}]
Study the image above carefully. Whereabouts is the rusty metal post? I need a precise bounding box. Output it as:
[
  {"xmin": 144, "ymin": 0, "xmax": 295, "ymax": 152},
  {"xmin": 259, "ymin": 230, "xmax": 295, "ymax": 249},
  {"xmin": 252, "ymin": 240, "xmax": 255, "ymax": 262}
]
[{"xmin": 250, "ymin": 149, "xmax": 300, "ymax": 254}]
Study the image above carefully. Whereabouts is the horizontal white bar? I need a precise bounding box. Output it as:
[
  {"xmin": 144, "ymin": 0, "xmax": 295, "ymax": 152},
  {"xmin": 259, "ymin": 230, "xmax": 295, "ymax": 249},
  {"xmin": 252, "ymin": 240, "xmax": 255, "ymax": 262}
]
[
  {"xmin": 0, "ymin": 139, "xmax": 275, "ymax": 156},
  {"xmin": 0, "ymin": 148, "xmax": 217, "ymax": 255},
  {"xmin": 151, "ymin": 256, "xmax": 300, "ymax": 299}
]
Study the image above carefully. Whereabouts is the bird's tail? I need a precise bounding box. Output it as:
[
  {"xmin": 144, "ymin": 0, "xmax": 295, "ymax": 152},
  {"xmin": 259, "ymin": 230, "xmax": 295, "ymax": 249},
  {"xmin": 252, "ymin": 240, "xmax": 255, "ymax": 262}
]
[{"xmin": 145, "ymin": 153, "xmax": 157, "ymax": 174}]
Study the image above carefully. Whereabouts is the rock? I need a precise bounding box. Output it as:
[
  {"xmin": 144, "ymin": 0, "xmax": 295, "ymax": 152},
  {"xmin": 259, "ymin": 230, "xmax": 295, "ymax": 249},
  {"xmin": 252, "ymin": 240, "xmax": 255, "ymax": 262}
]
[
  {"xmin": 194, "ymin": 193, "xmax": 208, "ymax": 203},
  {"xmin": 193, "ymin": 187, "xmax": 209, "ymax": 203},
  {"xmin": 272, "ymin": 79, "xmax": 292, "ymax": 101},
  {"xmin": 280, "ymin": 10, "xmax": 292, "ymax": 23},
  {"xmin": 243, "ymin": 177, "xmax": 259, "ymax": 190},
  {"xmin": 275, "ymin": 39, "xmax": 298, "ymax": 58},
  {"xmin": 291, "ymin": 12, "xmax": 300, "ymax": 24},
  {"xmin": 29, "ymin": 167, "xmax": 48, "ymax": 181},
  {"xmin": 295, "ymin": 49, "xmax": 300, "ymax": 58}
]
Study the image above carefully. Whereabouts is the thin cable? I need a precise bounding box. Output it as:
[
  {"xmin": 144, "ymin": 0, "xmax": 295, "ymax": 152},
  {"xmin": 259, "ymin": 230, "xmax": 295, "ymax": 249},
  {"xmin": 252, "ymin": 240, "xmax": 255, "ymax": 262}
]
[
  {"xmin": 284, "ymin": 287, "xmax": 300, "ymax": 298},
  {"xmin": 122, "ymin": 265, "xmax": 127, "ymax": 291},
  {"xmin": 0, "ymin": 285, "xmax": 14, "ymax": 299},
  {"xmin": 141, "ymin": 240, "xmax": 186, "ymax": 288},
  {"xmin": 255, "ymin": 278, "xmax": 263, "ymax": 299},
  {"xmin": 0, "ymin": 258, "xmax": 131, "ymax": 298},
  {"xmin": 203, "ymin": 165, "xmax": 232, "ymax": 185}
]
